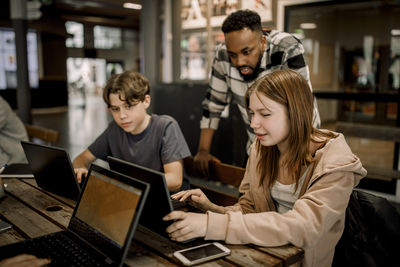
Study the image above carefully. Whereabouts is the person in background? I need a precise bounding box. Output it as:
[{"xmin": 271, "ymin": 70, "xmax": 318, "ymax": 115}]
[
  {"xmin": 164, "ymin": 69, "xmax": 366, "ymax": 267},
  {"xmin": 73, "ymin": 70, "xmax": 191, "ymax": 192},
  {"xmin": 0, "ymin": 96, "xmax": 28, "ymax": 164},
  {"xmin": 194, "ymin": 9, "xmax": 321, "ymax": 175}
]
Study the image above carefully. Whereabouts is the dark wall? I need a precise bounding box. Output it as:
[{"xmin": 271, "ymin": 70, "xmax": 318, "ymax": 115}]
[
  {"xmin": 0, "ymin": 80, "xmax": 68, "ymax": 110},
  {"xmin": 41, "ymin": 32, "xmax": 68, "ymax": 78},
  {"xmin": 152, "ymin": 83, "xmax": 247, "ymax": 167}
]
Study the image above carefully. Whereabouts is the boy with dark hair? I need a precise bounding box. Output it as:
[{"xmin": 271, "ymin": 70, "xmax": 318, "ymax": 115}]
[
  {"xmin": 194, "ymin": 9, "xmax": 321, "ymax": 174},
  {"xmin": 73, "ymin": 70, "xmax": 191, "ymax": 192}
]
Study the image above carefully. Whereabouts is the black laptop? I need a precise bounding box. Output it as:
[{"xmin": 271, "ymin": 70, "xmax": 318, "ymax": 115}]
[
  {"xmin": 21, "ymin": 140, "xmax": 81, "ymax": 200},
  {"xmin": 0, "ymin": 164, "xmax": 150, "ymax": 267},
  {"xmin": 108, "ymin": 156, "xmax": 196, "ymax": 239}
]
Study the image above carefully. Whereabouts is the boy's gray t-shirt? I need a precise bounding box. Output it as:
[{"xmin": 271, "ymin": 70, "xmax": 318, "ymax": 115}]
[{"xmin": 88, "ymin": 114, "xmax": 191, "ymax": 172}]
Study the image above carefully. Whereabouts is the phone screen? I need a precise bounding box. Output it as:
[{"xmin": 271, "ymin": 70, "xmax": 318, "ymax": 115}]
[{"xmin": 180, "ymin": 243, "xmax": 225, "ymax": 261}]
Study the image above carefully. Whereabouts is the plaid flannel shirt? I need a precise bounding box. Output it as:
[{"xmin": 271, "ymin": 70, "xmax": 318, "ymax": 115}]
[{"xmin": 200, "ymin": 30, "xmax": 321, "ymax": 152}]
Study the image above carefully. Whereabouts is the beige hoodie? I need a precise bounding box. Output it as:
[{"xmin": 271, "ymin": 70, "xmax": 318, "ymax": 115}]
[{"xmin": 205, "ymin": 132, "xmax": 367, "ymax": 267}]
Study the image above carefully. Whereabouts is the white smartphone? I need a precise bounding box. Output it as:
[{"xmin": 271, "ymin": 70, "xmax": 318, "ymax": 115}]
[
  {"xmin": 0, "ymin": 220, "xmax": 12, "ymax": 234},
  {"xmin": 173, "ymin": 242, "xmax": 231, "ymax": 266}
]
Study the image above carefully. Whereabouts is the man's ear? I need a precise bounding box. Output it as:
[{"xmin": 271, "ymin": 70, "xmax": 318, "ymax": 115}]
[{"xmin": 261, "ymin": 35, "xmax": 267, "ymax": 50}]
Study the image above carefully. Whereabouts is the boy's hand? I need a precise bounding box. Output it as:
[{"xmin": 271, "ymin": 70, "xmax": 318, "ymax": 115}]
[{"xmin": 74, "ymin": 168, "xmax": 88, "ymax": 183}]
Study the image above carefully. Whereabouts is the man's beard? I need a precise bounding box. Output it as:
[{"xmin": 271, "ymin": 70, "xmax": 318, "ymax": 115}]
[{"xmin": 237, "ymin": 54, "xmax": 263, "ymax": 82}]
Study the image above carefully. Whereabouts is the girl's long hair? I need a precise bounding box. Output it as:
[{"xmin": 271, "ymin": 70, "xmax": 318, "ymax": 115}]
[{"xmin": 245, "ymin": 69, "xmax": 337, "ymax": 189}]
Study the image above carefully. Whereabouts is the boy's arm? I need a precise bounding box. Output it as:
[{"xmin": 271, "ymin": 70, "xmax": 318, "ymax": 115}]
[
  {"xmin": 163, "ymin": 160, "xmax": 184, "ymax": 192},
  {"xmin": 72, "ymin": 149, "xmax": 96, "ymax": 183}
]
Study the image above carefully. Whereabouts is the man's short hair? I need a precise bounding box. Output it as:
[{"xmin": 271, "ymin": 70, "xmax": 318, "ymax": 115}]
[
  {"xmin": 103, "ymin": 70, "xmax": 150, "ymax": 107},
  {"xmin": 222, "ymin": 9, "xmax": 262, "ymax": 34}
]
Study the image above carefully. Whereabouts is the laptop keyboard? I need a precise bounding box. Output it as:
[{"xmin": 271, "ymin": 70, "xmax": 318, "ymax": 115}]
[
  {"xmin": 171, "ymin": 198, "xmax": 188, "ymax": 210},
  {"xmin": 171, "ymin": 198, "xmax": 202, "ymax": 212},
  {"xmin": 69, "ymin": 217, "xmax": 117, "ymax": 250},
  {"xmin": 1, "ymin": 232, "xmax": 108, "ymax": 266}
]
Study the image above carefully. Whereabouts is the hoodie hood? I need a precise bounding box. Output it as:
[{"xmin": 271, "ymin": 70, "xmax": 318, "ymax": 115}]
[{"xmin": 310, "ymin": 132, "xmax": 367, "ymax": 188}]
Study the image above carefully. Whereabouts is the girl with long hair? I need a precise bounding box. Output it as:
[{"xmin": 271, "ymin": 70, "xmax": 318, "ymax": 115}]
[{"xmin": 164, "ymin": 69, "xmax": 366, "ymax": 267}]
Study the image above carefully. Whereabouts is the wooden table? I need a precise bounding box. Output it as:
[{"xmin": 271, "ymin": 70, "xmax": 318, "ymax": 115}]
[{"xmin": 0, "ymin": 178, "xmax": 303, "ymax": 266}]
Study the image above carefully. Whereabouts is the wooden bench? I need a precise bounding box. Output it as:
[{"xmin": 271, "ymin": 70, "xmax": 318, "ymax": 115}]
[
  {"xmin": 184, "ymin": 156, "xmax": 245, "ymax": 206},
  {"xmin": 336, "ymin": 121, "xmax": 400, "ymax": 182},
  {"xmin": 24, "ymin": 124, "xmax": 60, "ymax": 146}
]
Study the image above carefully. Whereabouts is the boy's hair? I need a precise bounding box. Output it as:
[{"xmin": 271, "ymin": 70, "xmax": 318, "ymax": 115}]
[
  {"xmin": 103, "ymin": 70, "xmax": 150, "ymax": 107},
  {"xmin": 222, "ymin": 9, "xmax": 262, "ymax": 34},
  {"xmin": 245, "ymin": 69, "xmax": 337, "ymax": 190}
]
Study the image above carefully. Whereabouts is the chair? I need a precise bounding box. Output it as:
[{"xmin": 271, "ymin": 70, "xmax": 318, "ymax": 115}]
[
  {"xmin": 332, "ymin": 189, "xmax": 400, "ymax": 267},
  {"xmin": 24, "ymin": 124, "xmax": 60, "ymax": 146},
  {"xmin": 184, "ymin": 156, "xmax": 245, "ymax": 206}
]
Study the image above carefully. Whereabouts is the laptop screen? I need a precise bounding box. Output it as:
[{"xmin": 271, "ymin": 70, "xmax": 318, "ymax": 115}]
[
  {"xmin": 21, "ymin": 140, "xmax": 81, "ymax": 200},
  {"xmin": 107, "ymin": 156, "xmax": 174, "ymax": 235},
  {"xmin": 69, "ymin": 164, "xmax": 149, "ymax": 263},
  {"xmin": 75, "ymin": 170, "xmax": 142, "ymax": 247}
]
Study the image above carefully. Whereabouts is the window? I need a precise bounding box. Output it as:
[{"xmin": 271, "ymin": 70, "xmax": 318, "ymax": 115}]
[
  {"xmin": 179, "ymin": 0, "xmax": 274, "ymax": 81},
  {"xmin": 0, "ymin": 28, "xmax": 38, "ymax": 89},
  {"xmin": 286, "ymin": 0, "xmax": 400, "ymax": 123},
  {"xmin": 94, "ymin": 26, "xmax": 122, "ymax": 49},
  {"xmin": 65, "ymin": 21, "xmax": 84, "ymax": 48},
  {"xmin": 66, "ymin": 57, "xmax": 106, "ymax": 100},
  {"xmin": 180, "ymin": 32, "xmax": 207, "ymax": 80}
]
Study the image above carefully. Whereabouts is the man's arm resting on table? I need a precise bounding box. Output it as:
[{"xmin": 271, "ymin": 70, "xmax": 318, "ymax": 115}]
[{"xmin": 72, "ymin": 149, "xmax": 96, "ymax": 182}]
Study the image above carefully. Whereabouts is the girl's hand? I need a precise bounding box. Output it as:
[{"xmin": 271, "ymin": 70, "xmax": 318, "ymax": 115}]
[
  {"xmin": 163, "ymin": 211, "xmax": 207, "ymax": 242},
  {"xmin": 171, "ymin": 188, "xmax": 213, "ymax": 211}
]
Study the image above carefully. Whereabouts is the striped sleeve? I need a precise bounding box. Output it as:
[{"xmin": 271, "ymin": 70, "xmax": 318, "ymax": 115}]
[{"xmin": 200, "ymin": 45, "xmax": 231, "ymax": 130}]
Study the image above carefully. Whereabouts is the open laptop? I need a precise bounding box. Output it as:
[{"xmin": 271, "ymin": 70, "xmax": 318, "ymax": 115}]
[
  {"xmin": 21, "ymin": 140, "xmax": 81, "ymax": 200},
  {"xmin": 0, "ymin": 164, "xmax": 150, "ymax": 267},
  {"xmin": 108, "ymin": 156, "xmax": 198, "ymax": 239}
]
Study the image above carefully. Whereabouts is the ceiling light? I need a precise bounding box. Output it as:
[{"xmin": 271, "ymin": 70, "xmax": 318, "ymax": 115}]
[
  {"xmin": 391, "ymin": 29, "xmax": 400, "ymax": 36},
  {"xmin": 300, "ymin": 23, "xmax": 317, "ymax": 30},
  {"xmin": 123, "ymin": 2, "xmax": 142, "ymax": 10}
]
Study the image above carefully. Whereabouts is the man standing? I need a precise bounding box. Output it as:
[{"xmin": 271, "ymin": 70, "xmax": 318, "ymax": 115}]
[{"xmin": 194, "ymin": 9, "xmax": 320, "ymax": 173}]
